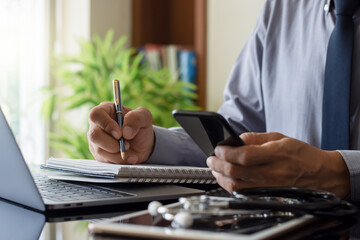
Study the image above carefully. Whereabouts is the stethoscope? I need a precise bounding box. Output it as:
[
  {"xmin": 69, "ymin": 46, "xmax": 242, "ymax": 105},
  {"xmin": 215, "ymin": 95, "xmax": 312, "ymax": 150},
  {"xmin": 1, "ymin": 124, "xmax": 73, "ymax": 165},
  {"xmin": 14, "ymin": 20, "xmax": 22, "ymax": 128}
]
[{"xmin": 148, "ymin": 187, "xmax": 358, "ymax": 229}]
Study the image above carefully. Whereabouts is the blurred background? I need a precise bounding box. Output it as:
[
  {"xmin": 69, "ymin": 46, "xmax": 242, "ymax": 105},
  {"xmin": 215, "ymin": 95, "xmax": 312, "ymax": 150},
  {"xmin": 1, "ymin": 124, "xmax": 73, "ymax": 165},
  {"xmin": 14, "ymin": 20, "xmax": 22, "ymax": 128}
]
[
  {"xmin": 0, "ymin": 0, "xmax": 265, "ymax": 238},
  {"xmin": 0, "ymin": 0, "xmax": 265, "ymax": 164},
  {"xmin": 0, "ymin": 0, "xmax": 265, "ymax": 163}
]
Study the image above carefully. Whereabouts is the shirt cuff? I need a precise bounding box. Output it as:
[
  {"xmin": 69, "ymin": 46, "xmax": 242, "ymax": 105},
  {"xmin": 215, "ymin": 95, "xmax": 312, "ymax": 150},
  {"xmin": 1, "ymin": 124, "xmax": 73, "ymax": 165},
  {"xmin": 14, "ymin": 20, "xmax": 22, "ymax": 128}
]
[
  {"xmin": 337, "ymin": 150, "xmax": 360, "ymax": 201},
  {"xmin": 147, "ymin": 126, "xmax": 207, "ymax": 167}
]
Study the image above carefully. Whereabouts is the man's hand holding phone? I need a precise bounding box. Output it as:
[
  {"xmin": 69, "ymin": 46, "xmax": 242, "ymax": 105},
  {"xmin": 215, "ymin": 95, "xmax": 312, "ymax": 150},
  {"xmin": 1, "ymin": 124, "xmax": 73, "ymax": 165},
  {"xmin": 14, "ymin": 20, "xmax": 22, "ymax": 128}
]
[
  {"xmin": 172, "ymin": 110, "xmax": 350, "ymax": 198},
  {"xmin": 207, "ymin": 132, "xmax": 350, "ymax": 199}
]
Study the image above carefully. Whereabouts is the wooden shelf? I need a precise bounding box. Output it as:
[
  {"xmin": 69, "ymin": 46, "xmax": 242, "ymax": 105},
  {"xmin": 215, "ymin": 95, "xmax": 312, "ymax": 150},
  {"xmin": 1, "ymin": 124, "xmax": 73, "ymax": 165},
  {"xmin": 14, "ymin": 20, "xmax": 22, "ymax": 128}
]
[{"xmin": 132, "ymin": 0, "xmax": 207, "ymax": 109}]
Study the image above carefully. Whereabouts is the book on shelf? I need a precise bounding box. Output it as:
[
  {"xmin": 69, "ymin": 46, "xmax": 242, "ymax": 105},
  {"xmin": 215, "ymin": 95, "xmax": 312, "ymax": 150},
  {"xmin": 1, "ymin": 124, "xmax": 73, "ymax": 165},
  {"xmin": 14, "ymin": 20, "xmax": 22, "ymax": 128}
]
[
  {"xmin": 166, "ymin": 44, "xmax": 180, "ymax": 81},
  {"xmin": 141, "ymin": 44, "xmax": 196, "ymax": 83},
  {"xmin": 179, "ymin": 49, "xmax": 196, "ymax": 84},
  {"xmin": 41, "ymin": 157, "xmax": 216, "ymax": 184},
  {"xmin": 144, "ymin": 44, "xmax": 163, "ymax": 71}
]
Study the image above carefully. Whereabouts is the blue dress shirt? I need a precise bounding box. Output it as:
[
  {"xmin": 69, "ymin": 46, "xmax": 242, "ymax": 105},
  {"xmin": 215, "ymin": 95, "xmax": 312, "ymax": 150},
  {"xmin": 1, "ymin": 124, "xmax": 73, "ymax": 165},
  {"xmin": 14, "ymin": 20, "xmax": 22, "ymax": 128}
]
[{"xmin": 148, "ymin": 0, "xmax": 360, "ymax": 201}]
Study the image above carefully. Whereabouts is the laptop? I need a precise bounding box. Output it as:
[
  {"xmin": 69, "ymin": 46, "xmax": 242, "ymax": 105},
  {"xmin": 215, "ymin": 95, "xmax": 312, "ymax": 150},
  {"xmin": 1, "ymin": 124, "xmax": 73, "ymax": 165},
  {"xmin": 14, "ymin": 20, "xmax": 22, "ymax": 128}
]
[{"xmin": 0, "ymin": 108, "xmax": 204, "ymax": 213}]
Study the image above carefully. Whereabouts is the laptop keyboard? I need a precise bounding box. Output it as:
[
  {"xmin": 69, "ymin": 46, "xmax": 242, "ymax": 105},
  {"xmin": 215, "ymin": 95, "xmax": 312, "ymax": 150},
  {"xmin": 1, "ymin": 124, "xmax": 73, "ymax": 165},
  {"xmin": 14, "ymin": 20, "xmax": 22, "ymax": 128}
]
[{"xmin": 34, "ymin": 174, "xmax": 133, "ymax": 202}]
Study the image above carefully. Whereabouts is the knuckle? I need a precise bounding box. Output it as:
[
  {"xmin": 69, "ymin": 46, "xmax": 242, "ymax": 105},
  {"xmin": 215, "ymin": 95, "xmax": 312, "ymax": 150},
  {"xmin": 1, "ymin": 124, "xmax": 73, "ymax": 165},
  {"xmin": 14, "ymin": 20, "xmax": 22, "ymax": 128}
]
[
  {"xmin": 229, "ymin": 180, "xmax": 241, "ymax": 193},
  {"xmin": 97, "ymin": 157, "xmax": 108, "ymax": 164},
  {"xmin": 226, "ymin": 181, "xmax": 237, "ymax": 193},
  {"xmin": 89, "ymin": 102, "xmax": 116, "ymax": 125},
  {"xmin": 206, "ymin": 157, "xmax": 215, "ymax": 168},
  {"xmin": 87, "ymin": 127, "xmax": 101, "ymax": 143},
  {"xmin": 88, "ymin": 106, "xmax": 100, "ymax": 122},
  {"xmin": 93, "ymin": 146, "xmax": 103, "ymax": 157},
  {"xmin": 138, "ymin": 107, "xmax": 152, "ymax": 118},
  {"xmin": 239, "ymin": 132, "xmax": 253, "ymax": 142},
  {"xmin": 136, "ymin": 107, "xmax": 152, "ymax": 124},
  {"xmin": 134, "ymin": 112, "xmax": 145, "ymax": 123},
  {"xmin": 103, "ymin": 120, "xmax": 116, "ymax": 133},
  {"xmin": 269, "ymin": 132, "xmax": 285, "ymax": 139},
  {"xmin": 89, "ymin": 143, "xmax": 95, "ymax": 156},
  {"xmin": 137, "ymin": 106, "xmax": 149, "ymax": 114},
  {"xmin": 239, "ymin": 150, "xmax": 251, "ymax": 165},
  {"xmin": 241, "ymin": 132, "xmax": 254, "ymax": 138},
  {"xmin": 125, "ymin": 113, "xmax": 143, "ymax": 127},
  {"xmin": 90, "ymin": 145, "xmax": 101, "ymax": 159},
  {"xmin": 215, "ymin": 173, "xmax": 239, "ymax": 193},
  {"xmin": 99, "ymin": 101, "xmax": 113, "ymax": 107},
  {"xmin": 224, "ymin": 163, "xmax": 236, "ymax": 177}
]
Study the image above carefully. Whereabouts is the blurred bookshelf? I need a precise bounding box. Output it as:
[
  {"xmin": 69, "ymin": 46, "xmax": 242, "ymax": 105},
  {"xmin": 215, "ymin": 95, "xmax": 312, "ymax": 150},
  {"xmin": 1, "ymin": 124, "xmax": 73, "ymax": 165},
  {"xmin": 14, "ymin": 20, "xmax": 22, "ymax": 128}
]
[{"xmin": 131, "ymin": 0, "xmax": 207, "ymax": 109}]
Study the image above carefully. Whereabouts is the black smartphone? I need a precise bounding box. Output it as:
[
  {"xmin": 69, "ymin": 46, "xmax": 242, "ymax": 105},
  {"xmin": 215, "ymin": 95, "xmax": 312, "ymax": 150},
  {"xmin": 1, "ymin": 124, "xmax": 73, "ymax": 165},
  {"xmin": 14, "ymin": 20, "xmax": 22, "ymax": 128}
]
[{"xmin": 172, "ymin": 110, "xmax": 245, "ymax": 156}]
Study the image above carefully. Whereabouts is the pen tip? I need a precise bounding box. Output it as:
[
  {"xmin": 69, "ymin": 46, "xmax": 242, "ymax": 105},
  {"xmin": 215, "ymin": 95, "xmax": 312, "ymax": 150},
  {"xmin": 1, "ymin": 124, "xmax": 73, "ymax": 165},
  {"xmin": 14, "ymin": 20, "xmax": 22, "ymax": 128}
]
[{"xmin": 121, "ymin": 152, "xmax": 126, "ymax": 160}]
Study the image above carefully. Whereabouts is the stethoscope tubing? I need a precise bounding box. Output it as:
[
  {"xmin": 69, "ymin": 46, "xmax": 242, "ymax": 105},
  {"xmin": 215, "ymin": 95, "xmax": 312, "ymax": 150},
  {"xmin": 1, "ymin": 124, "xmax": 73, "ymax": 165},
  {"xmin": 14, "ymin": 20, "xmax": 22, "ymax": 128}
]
[{"xmin": 230, "ymin": 187, "xmax": 358, "ymax": 218}]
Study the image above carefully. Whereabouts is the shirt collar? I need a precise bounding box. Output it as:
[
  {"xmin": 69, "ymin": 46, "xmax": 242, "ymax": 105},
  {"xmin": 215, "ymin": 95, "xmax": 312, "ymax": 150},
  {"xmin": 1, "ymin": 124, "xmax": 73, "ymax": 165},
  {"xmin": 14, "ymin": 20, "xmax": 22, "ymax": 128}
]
[
  {"xmin": 327, "ymin": 0, "xmax": 360, "ymax": 18},
  {"xmin": 327, "ymin": 0, "xmax": 334, "ymax": 12},
  {"xmin": 328, "ymin": 0, "xmax": 333, "ymax": 8}
]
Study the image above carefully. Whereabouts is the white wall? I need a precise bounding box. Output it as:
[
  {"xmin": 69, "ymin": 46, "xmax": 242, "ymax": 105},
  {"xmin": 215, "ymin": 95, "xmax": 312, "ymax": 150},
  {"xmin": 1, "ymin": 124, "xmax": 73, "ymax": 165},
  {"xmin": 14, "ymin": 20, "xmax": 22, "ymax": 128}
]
[
  {"xmin": 206, "ymin": 0, "xmax": 266, "ymax": 111},
  {"xmin": 60, "ymin": 0, "xmax": 90, "ymax": 55},
  {"xmin": 60, "ymin": 0, "xmax": 132, "ymax": 54},
  {"xmin": 90, "ymin": 0, "xmax": 132, "ymax": 47}
]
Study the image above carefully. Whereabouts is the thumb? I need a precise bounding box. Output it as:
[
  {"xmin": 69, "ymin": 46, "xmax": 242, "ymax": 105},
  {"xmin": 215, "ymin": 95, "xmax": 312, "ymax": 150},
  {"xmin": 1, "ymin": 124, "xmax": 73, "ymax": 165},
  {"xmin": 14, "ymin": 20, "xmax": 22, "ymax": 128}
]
[{"xmin": 240, "ymin": 132, "xmax": 285, "ymax": 145}]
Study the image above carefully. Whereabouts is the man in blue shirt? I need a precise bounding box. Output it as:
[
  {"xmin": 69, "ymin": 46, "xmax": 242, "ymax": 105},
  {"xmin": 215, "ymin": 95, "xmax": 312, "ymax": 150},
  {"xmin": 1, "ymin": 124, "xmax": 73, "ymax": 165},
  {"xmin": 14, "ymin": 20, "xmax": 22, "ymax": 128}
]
[{"xmin": 88, "ymin": 0, "xmax": 359, "ymax": 201}]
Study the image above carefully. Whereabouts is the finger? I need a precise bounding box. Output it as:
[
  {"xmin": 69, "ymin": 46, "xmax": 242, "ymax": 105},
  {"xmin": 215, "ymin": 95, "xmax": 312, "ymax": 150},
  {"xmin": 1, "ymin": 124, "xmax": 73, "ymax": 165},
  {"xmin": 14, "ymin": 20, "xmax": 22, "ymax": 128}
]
[
  {"xmin": 91, "ymin": 146, "xmax": 124, "ymax": 164},
  {"xmin": 212, "ymin": 171, "xmax": 253, "ymax": 193},
  {"xmin": 240, "ymin": 132, "xmax": 285, "ymax": 145},
  {"xmin": 122, "ymin": 105, "xmax": 133, "ymax": 114},
  {"xmin": 94, "ymin": 145, "xmax": 142, "ymax": 165},
  {"xmin": 122, "ymin": 107, "xmax": 152, "ymax": 139},
  {"xmin": 97, "ymin": 101, "xmax": 117, "ymax": 118},
  {"xmin": 124, "ymin": 153, "xmax": 140, "ymax": 165},
  {"xmin": 89, "ymin": 102, "xmax": 121, "ymax": 139},
  {"xmin": 125, "ymin": 141, "xmax": 130, "ymax": 151},
  {"xmin": 207, "ymin": 156, "xmax": 261, "ymax": 180},
  {"xmin": 89, "ymin": 142, "xmax": 96, "ymax": 157},
  {"xmin": 212, "ymin": 171, "xmax": 277, "ymax": 193},
  {"xmin": 88, "ymin": 124, "xmax": 120, "ymax": 153},
  {"xmin": 91, "ymin": 139, "xmax": 144, "ymax": 165},
  {"xmin": 214, "ymin": 144, "xmax": 280, "ymax": 166},
  {"xmin": 90, "ymin": 142, "xmax": 139, "ymax": 166}
]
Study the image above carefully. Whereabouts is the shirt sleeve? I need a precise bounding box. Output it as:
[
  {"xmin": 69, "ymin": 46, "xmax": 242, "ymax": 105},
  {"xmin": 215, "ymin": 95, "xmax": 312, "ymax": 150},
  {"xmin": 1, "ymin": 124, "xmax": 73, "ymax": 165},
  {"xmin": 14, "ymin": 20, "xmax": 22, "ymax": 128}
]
[
  {"xmin": 338, "ymin": 150, "xmax": 360, "ymax": 201},
  {"xmin": 217, "ymin": 2, "xmax": 269, "ymax": 134},
  {"xmin": 147, "ymin": 3, "xmax": 271, "ymax": 166},
  {"xmin": 146, "ymin": 126, "xmax": 207, "ymax": 167}
]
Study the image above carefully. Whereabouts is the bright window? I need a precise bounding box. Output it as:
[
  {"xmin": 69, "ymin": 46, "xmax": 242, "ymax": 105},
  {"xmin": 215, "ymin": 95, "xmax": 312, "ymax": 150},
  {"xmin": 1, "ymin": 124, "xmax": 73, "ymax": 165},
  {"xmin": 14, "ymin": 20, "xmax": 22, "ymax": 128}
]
[{"xmin": 0, "ymin": 0, "xmax": 48, "ymax": 164}]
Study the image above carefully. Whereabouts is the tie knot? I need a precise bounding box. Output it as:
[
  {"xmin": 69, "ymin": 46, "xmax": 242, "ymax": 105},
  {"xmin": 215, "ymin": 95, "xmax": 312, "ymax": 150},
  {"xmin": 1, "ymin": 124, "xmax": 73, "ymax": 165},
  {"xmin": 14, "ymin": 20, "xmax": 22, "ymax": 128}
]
[{"xmin": 334, "ymin": 0, "xmax": 360, "ymax": 16}]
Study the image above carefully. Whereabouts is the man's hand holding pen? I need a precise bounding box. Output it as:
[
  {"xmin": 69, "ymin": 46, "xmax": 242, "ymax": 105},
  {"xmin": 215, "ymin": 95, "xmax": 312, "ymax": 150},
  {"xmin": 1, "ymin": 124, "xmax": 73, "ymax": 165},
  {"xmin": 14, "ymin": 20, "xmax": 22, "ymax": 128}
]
[{"xmin": 88, "ymin": 101, "xmax": 154, "ymax": 165}]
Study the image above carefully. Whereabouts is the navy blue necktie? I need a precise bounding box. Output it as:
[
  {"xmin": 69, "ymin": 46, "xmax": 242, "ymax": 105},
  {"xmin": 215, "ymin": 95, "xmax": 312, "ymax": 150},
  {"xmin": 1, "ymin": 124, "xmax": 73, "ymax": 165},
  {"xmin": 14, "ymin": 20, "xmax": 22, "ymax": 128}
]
[{"xmin": 321, "ymin": 0, "xmax": 359, "ymax": 150}]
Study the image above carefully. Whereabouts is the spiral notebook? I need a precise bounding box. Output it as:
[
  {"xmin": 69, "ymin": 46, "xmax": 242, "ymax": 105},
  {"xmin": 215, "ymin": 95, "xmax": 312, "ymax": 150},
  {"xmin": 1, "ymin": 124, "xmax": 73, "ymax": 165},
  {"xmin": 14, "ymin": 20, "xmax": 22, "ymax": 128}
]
[{"xmin": 41, "ymin": 158, "xmax": 216, "ymax": 184}]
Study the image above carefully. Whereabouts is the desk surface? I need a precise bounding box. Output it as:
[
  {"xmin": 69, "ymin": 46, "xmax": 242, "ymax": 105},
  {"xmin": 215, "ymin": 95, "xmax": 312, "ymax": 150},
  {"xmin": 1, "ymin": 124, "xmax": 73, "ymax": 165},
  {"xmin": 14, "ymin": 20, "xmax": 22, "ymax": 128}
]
[{"xmin": 1, "ymin": 197, "xmax": 360, "ymax": 240}]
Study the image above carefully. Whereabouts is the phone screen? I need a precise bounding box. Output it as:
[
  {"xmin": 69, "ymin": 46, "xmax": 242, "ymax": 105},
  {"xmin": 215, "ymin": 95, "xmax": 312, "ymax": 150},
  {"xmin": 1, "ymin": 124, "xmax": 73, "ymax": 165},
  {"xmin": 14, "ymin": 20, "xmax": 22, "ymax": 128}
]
[{"xmin": 173, "ymin": 110, "xmax": 244, "ymax": 156}]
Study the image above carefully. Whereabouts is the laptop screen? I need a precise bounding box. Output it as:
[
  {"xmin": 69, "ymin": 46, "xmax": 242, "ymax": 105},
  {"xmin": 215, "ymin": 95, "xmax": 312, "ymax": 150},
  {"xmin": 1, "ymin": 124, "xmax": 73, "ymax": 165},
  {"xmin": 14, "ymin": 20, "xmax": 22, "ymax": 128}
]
[{"xmin": 0, "ymin": 108, "xmax": 45, "ymax": 211}]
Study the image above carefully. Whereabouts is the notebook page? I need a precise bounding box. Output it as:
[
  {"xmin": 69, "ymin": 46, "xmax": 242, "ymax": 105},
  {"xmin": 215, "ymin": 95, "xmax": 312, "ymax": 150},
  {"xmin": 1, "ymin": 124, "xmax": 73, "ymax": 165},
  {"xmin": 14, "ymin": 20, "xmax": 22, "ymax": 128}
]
[
  {"xmin": 43, "ymin": 158, "xmax": 122, "ymax": 177},
  {"xmin": 42, "ymin": 157, "xmax": 216, "ymax": 183}
]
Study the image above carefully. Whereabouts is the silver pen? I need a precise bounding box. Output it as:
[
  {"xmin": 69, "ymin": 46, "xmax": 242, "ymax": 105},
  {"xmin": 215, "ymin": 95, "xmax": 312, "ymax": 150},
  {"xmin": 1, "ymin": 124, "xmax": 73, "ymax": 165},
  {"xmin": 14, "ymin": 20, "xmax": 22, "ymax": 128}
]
[{"xmin": 113, "ymin": 80, "xmax": 125, "ymax": 160}]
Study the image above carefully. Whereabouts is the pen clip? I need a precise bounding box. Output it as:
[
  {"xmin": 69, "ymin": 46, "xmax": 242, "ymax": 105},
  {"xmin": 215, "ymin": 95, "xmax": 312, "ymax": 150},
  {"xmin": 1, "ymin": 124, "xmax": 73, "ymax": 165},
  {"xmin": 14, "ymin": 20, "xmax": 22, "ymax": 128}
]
[{"xmin": 113, "ymin": 80, "xmax": 120, "ymax": 106}]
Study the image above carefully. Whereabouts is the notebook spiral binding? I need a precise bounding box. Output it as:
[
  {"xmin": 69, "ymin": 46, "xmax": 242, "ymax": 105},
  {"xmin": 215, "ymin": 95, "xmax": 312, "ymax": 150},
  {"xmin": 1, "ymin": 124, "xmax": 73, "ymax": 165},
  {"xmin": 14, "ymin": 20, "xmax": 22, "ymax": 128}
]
[{"xmin": 123, "ymin": 167, "xmax": 217, "ymax": 184}]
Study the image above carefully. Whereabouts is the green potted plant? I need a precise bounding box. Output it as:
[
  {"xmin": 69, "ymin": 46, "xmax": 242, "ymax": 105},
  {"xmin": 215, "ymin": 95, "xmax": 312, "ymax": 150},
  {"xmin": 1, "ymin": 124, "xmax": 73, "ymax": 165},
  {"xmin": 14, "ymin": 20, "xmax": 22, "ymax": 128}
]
[{"xmin": 42, "ymin": 30, "xmax": 200, "ymax": 159}]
